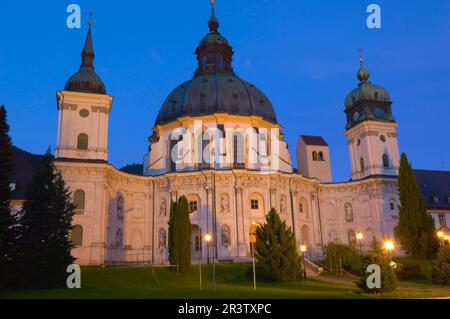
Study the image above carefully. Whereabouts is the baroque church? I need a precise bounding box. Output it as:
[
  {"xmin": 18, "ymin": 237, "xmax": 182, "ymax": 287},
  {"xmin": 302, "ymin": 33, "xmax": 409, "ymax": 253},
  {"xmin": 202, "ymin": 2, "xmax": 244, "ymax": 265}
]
[{"xmin": 52, "ymin": 6, "xmax": 403, "ymax": 265}]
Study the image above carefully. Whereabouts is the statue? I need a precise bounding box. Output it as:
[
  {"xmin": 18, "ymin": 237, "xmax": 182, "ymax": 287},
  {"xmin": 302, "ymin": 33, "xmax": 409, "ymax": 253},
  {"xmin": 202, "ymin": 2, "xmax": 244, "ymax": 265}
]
[
  {"xmin": 345, "ymin": 203, "xmax": 354, "ymax": 222},
  {"xmin": 220, "ymin": 194, "xmax": 229, "ymax": 214},
  {"xmin": 160, "ymin": 199, "xmax": 167, "ymax": 217},
  {"xmin": 158, "ymin": 229, "xmax": 166, "ymax": 248},
  {"xmin": 280, "ymin": 196, "xmax": 287, "ymax": 214},
  {"xmin": 221, "ymin": 225, "xmax": 231, "ymax": 246}
]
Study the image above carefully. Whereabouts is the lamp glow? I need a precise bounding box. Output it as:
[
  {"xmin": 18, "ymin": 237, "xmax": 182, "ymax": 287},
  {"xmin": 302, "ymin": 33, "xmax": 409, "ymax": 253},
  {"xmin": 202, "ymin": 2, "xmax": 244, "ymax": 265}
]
[
  {"xmin": 356, "ymin": 232, "xmax": 363, "ymax": 240},
  {"xmin": 384, "ymin": 240, "xmax": 394, "ymax": 251},
  {"xmin": 204, "ymin": 234, "xmax": 212, "ymax": 242},
  {"xmin": 300, "ymin": 245, "xmax": 307, "ymax": 253},
  {"xmin": 437, "ymin": 231, "xmax": 444, "ymax": 238}
]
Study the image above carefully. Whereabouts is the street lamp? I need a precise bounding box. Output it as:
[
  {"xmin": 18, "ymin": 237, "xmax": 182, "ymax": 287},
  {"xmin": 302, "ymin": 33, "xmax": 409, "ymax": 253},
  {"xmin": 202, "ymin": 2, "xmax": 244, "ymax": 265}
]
[
  {"xmin": 437, "ymin": 231, "xmax": 445, "ymax": 247},
  {"xmin": 384, "ymin": 240, "xmax": 394, "ymax": 258},
  {"xmin": 204, "ymin": 233, "xmax": 216, "ymax": 292},
  {"xmin": 251, "ymin": 222, "xmax": 258, "ymax": 291},
  {"xmin": 300, "ymin": 245, "xmax": 307, "ymax": 280},
  {"xmin": 356, "ymin": 232, "xmax": 364, "ymax": 255}
]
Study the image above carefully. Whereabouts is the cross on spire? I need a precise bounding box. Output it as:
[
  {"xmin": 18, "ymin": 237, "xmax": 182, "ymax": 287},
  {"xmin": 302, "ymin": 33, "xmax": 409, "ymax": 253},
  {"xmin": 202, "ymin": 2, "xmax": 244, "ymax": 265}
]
[
  {"xmin": 358, "ymin": 48, "xmax": 364, "ymax": 65},
  {"xmin": 88, "ymin": 11, "xmax": 93, "ymax": 27},
  {"xmin": 211, "ymin": 0, "xmax": 216, "ymax": 8}
]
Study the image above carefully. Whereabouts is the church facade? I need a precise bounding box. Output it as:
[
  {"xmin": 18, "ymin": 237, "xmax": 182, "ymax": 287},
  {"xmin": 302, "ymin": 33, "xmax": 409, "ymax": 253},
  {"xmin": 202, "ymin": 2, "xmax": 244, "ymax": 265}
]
[{"xmin": 54, "ymin": 8, "xmax": 401, "ymax": 265}]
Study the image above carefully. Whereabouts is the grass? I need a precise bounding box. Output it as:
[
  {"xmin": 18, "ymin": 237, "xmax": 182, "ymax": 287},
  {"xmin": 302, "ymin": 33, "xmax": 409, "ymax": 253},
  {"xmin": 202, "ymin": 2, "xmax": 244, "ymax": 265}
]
[{"xmin": 1, "ymin": 263, "xmax": 449, "ymax": 299}]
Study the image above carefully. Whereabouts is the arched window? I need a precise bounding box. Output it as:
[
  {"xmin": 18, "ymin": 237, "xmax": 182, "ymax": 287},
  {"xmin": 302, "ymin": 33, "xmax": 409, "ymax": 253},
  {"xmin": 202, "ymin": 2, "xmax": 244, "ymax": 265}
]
[
  {"xmin": 117, "ymin": 196, "xmax": 124, "ymax": 220},
  {"xmin": 71, "ymin": 225, "xmax": 83, "ymax": 246},
  {"xmin": 115, "ymin": 229, "xmax": 123, "ymax": 248},
  {"xmin": 74, "ymin": 190, "xmax": 85, "ymax": 214},
  {"xmin": 318, "ymin": 152, "xmax": 324, "ymax": 161},
  {"xmin": 348, "ymin": 229, "xmax": 356, "ymax": 246},
  {"xmin": 382, "ymin": 154, "xmax": 389, "ymax": 168},
  {"xmin": 233, "ymin": 133, "xmax": 245, "ymax": 169},
  {"xmin": 77, "ymin": 133, "xmax": 89, "ymax": 150},
  {"xmin": 221, "ymin": 224, "xmax": 231, "ymax": 246},
  {"xmin": 360, "ymin": 158, "xmax": 365, "ymax": 171},
  {"xmin": 312, "ymin": 151, "xmax": 318, "ymax": 161}
]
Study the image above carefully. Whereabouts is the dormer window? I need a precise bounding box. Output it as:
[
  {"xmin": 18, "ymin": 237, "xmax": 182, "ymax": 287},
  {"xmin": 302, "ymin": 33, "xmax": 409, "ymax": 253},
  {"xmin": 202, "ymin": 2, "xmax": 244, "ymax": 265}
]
[
  {"xmin": 9, "ymin": 183, "xmax": 16, "ymax": 192},
  {"xmin": 432, "ymin": 196, "xmax": 440, "ymax": 204},
  {"xmin": 447, "ymin": 197, "xmax": 450, "ymax": 204}
]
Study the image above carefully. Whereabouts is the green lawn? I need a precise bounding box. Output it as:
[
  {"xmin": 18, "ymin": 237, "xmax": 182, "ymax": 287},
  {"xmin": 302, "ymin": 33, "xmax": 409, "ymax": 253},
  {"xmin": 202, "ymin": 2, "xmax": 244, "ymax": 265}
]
[{"xmin": 1, "ymin": 263, "xmax": 449, "ymax": 299}]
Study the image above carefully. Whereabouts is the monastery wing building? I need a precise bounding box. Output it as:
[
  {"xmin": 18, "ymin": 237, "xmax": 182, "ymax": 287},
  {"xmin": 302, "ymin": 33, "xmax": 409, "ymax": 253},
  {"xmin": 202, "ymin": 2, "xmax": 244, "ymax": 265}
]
[{"xmin": 53, "ymin": 8, "xmax": 401, "ymax": 265}]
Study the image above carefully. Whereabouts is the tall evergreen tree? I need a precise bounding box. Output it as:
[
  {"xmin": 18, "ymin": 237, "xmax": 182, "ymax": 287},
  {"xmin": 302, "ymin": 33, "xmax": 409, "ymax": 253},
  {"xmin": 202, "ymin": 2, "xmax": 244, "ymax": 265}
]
[
  {"xmin": 17, "ymin": 150, "xmax": 75, "ymax": 288},
  {"xmin": 255, "ymin": 208, "xmax": 302, "ymax": 283},
  {"xmin": 394, "ymin": 153, "xmax": 439, "ymax": 258},
  {"xmin": 168, "ymin": 196, "xmax": 191, "ymax": 274},
  {"xmin": 0, "ymin": 106, "xmax": 19, "ymax": 289}
]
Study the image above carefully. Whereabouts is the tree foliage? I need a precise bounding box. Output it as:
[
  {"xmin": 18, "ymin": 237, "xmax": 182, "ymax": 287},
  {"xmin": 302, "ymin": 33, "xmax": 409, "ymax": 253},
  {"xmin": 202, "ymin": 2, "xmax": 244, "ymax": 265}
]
[
  {"xmin": 0, "ymin": 106, "xmax": 19, "ymax": 289},
  {"xmin": 432, "ymin": 246, "xmax": 450, "ymax": 285},
  {"xmin": 255, "ymin": 208, "xmax": 302, "ymax": 283},
  {"xmin": 324, "ymin": 242, "xmax": 365, "ymax": 275},
  {"xmin": 168, "ymin": 196, "xmax": 191, "ymax": 275},
  {"xmin": 394, "ymin": 153, "xmax": 439, "ymax": 258},
  {"xmin": 16, "ymin": 151, "xmax": 75, "ymax": 288}
]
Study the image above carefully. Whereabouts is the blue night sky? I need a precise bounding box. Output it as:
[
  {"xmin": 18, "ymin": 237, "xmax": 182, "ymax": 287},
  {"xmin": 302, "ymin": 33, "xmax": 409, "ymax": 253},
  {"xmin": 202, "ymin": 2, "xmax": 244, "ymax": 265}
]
[{"xmin": 1, "ymin": 0, "xmax": 450, "ymax": 182}]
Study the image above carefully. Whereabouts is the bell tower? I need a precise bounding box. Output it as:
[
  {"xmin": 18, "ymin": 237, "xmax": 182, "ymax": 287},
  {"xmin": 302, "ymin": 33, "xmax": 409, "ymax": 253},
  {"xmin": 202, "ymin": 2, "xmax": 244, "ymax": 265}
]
[
  {"xmin": 344, "ymin": 54, "xmax": 399, "ymax": 180},
  {"xmin": 55, "ymin": 20, "xmax": 113, "ymax": 161}
]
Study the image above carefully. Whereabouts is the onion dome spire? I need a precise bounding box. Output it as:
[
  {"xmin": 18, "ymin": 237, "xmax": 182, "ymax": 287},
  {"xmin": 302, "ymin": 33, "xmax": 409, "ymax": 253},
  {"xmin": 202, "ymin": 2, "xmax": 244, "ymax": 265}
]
[
  {"xmin": 65, "ymin": 18, "xmax": 106, "ymax": 95},
  {"xmin": 357, "ymin": 49, "xmax": 370, "ymax": 82}
]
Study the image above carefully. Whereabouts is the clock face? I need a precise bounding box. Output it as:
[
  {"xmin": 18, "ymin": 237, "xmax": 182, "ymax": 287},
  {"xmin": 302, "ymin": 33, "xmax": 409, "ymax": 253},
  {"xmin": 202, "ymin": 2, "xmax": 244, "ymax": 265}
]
[
  {"xmin": 374, "ymin": 108, "xmax": 383, "ymax": 118},
  {"xmin": 353, "ymin": 112, "xmax": 360, "ymax": 122}
]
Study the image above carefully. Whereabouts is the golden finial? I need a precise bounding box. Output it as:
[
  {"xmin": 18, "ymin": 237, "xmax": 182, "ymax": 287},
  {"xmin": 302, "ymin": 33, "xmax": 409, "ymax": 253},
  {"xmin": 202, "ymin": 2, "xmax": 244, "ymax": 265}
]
[
  {"xmin": 358, "ymin": 48, "xmax": 363, "ymax": 65},
  {"xmin": 88, "ymin": 11, "xmax": 93, "ymax": 27},
  {"xmin": 211, "ymin": 0, "xmax": 216, "ymax": 8}
]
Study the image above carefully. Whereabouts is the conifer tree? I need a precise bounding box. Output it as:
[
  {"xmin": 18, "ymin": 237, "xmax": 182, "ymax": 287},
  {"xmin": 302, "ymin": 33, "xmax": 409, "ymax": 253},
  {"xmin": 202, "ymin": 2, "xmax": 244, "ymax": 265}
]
[
  {"xmin": 168, "ymin": 196, "xmax": 191, "ymax": 274},
  {"xmin": 394, "ymin": 153, "xmax": 439, "ymax": 258},
  {"xmin": 17, "ymin": 150, "xmax": 75, "ymax": 288},
  {"xmin": 255, "ymin": 208, "xmax": 302, "ymax": 283},
  {"xmin": 0, "ymin": 106, "xmax": 19, "ymax": 289}
]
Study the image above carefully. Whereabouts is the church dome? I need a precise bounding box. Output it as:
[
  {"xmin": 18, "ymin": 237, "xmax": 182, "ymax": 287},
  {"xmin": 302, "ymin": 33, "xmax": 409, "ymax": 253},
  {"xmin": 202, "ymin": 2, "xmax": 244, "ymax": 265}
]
[
  {"xmin": 345, "ymin": 61, "xmax": 390, "ymax": 109},
  {"xmin": 154, "ymin": 6, "xmax": 278, "ymax": 126},
  {"xmin": 65, "ymin": 22, "xmax": 107, "ymax": 95}
]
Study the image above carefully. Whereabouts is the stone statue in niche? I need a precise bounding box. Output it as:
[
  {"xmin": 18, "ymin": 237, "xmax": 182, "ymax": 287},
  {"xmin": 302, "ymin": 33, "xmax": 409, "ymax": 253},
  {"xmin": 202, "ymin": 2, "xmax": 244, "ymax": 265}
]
[
  {"xmin": 158, "ymin": 229, "xmax": 166, "ymax": 249},
  {"xmin": 160, "ymin": 199, "xmax": 167, "ymax": 217},
  {"xmin": 280, "ymin": 196, "xmax": 287, "ymax": 214},
  {"xmin": 220, "ymin": 194, "xmax": 229, "ymax": 214},
  {"xmin": 221, "ymin": 225, "xmax": 231, "ymax": 246},
  {"xmin": 344, "ymin": 202, "xmax": 354, "ymax": 222}
]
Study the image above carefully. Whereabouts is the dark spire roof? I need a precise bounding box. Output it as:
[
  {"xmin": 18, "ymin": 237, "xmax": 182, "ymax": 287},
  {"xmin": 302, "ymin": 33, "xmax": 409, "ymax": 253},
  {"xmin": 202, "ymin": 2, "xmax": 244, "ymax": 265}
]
[
  {"xmin": 65, "ymin": 20, "xmax": 107, "ymax": 95},
  {"xmin": 208, "ymin": 7, "xmax": 219, "ymax": 32}
]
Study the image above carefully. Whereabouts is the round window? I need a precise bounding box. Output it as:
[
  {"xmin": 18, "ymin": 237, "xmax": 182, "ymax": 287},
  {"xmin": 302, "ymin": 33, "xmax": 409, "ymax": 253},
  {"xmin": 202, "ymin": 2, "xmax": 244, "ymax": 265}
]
[
  {"xmin": 79, "ymin": 109, "xmax": 90, "ymax": 118},
  {"xmin": 380, "ymin": 135, "xmax": 386, "ymax": 142}
]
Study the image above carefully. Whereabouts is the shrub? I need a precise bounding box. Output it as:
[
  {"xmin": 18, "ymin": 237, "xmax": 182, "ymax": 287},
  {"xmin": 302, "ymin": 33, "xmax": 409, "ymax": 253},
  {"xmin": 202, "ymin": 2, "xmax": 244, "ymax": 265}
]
[
  {"xmin": 396, "ymin": 260, "xmax": 427, "ymax": 280},
  {"xmin": 325, "ymin": 242, "xmax": 365, "ymax": 275},
  {"xmin": 358, "ymin": 252, "xmax": 398, "ymax": 293},
  {"xmin": 432, "ymin": 246, "xmax": 450, "ymax": 285}
]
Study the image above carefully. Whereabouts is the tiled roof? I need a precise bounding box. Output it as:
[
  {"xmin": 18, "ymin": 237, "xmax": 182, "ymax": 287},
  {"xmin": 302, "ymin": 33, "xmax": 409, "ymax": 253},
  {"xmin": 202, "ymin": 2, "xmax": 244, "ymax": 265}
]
[
  {"xmin": 414, "ymin": 169, "xmax": 450, "ymax": 210},
  {"xmin": 11, "ymin": 147, "xmax": 43, "ymax": 200},
  {"xmin": 300, "ymin": 135, "xmax": 328, "ymax": 147}
]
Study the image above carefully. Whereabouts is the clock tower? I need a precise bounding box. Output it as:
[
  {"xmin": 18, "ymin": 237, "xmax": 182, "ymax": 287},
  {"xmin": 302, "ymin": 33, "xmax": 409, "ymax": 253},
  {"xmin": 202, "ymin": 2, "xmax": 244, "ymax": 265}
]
[{"xmin": 344, "ymin": 56, "xmax": 399, "ymax": 180}]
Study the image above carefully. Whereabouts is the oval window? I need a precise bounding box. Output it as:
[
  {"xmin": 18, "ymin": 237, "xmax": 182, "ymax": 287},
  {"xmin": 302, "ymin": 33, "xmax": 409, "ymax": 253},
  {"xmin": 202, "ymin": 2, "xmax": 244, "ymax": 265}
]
[
  {"xmin": 380, "ymin": 135, "xmax": 386, "ymax": 142},
  {"xmin": 79, "ymin": 109, "xmax": 90, "ymax": 118}
]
